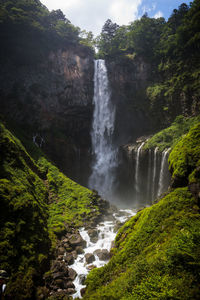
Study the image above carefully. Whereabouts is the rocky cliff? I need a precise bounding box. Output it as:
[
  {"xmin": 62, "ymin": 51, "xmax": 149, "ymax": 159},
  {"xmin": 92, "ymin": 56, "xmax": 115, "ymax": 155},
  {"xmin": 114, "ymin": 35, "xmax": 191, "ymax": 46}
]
[
  {"xmin": 106, "ymin": 55, "xmax": 152, "ymax": 146},
  {"xmin": 0, "ymin": 45, "xmax": 94, "ymax": 185}
]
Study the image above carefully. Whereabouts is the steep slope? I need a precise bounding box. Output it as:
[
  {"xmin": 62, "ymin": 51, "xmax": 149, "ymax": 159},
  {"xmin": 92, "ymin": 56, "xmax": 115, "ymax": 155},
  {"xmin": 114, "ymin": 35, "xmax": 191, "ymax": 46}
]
[
  {"xmin": 0, "ymin": 122, "xmax": 107, "ymax": 299},
  {"xmin": 83, "ymin": 123, "xmax": 200, "ymax": 299}
]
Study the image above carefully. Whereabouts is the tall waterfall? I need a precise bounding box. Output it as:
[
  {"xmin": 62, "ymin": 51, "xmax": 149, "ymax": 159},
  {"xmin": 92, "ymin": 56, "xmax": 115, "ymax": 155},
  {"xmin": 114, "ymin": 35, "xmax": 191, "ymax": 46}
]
[{"xmin": 89, "ymin": 60, "xmax": 117, "ymax": 199}]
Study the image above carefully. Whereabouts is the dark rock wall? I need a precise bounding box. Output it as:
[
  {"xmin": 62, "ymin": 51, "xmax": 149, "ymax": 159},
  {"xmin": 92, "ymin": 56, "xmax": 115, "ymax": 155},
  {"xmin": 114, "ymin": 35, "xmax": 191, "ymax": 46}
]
[
  {"xmin": 106, "ymin": 56, "xmax": 152, "ymax": 146},
  {"xmin": 0, "ymin": 46, "xmax": 94, "ymax": 185}
]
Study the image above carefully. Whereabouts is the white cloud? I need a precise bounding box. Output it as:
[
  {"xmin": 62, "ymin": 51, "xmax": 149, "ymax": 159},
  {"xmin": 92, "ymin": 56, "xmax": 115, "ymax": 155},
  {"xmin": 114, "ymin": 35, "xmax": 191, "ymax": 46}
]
[
  {"xmin": 41, "ymin": 0, "xmax": 142, "ymax": 36},
  {"xmin": 153, "ymin": 10, "xmax": 163, "ymax": 18}
]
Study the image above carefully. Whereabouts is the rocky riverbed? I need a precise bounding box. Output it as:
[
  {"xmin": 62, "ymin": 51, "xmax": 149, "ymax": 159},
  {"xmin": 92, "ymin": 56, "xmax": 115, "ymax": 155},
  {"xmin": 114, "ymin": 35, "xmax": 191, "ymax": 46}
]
[{"xmin": 41, "ymin": 208, "xmax": 135, "ymax": 299}]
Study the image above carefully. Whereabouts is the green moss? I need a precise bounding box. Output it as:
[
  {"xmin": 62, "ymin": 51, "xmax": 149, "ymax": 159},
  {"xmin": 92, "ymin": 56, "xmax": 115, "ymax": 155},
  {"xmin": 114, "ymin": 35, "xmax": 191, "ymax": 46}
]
[
  {"xmin": 169, "ymin": 122, "xmax": 200, "ymax": 184},
  {"xmin": 0, "ymin": 122, "xmax": 103, "ymax": 298},
  {"xmin": 84, "ymin": 187, "xmax": 200, "ymax": 299},
  {"xmin": 37, "ymin": 157, "xmax": 102, "ymax": 236},
  {"xmin": 143, "ymin": 115, "xmax": 200, "ymax": 152}
]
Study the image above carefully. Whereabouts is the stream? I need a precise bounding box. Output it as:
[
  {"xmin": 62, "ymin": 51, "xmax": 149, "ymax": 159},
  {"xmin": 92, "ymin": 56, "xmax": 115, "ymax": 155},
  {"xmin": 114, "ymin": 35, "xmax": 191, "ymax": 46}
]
[{"xmin": 72, "ymin": 209, "xmax": 135, "ymax": 298}]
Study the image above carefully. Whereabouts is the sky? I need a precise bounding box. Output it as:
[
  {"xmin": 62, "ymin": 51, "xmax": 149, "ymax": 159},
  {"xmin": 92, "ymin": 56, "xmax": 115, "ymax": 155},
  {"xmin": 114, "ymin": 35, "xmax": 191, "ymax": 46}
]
[{"xmin": 41, "ymin": 0, "xmax": 192, "ymax": 36}]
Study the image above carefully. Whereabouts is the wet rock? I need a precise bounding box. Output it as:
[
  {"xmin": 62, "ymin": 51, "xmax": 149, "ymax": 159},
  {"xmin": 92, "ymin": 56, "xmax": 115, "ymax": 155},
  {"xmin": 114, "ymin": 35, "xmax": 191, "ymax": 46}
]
[
  {"xmin": 52, "ymin": 272, "xmax": 65, "ymax": 280},
  {"xmin": 57, "ymin": 255, "xmax": 64, "ymax": 261},
  {"xmin": 65, "ymin": 281, "xmax": 75, "ymax": 289},
  {"xmin": 88, "ymin": 228, "xmax": 99, "ymax": 243},
  {"xmin": 62, "ymin": 238, "xmax": 69, "ymax": 244},
  {"xmin": 76, "ymin": 246, "xmax": 84, "ymax": 254},
  {"xmin": 64, "ymin": 253, "xmax": 74, "ymax": 265},
  {"xmin": 71, "ymin": 250, "xmax": 78, "ymax": 259},
  {"xmin": 68, "ymin": 268, "xmax": 77, "ymax": 281},
  {"xmin": 54, "ymin": 279, "xmax": 63, "ymax": 288},
  {"xmin": 85, "ymin": 253, "xmax": 95, "ymax": 264},
  {"xmin": 94, "ymin": 249, "xmax": 110, "ymax": 261},
  {"xmin": 114, "ymin": 221, "xmax": 123, "ymax": 233},
  {"xmin": 87, "ymin": 264, "xmax": 96, "ymax": 270},
  {"xmin": 57, "ymin": 247, "xmax": 65, "ymax": 255},
  {"xmin": 68, "ymin": 233, "xmax": 86, "ymax": 248},
  {"xmin": 67, "ymin": 288, "xmax": 75, "ymax": 294},
  {"xmin": 81, "ymin": 288, "xmax": 86, "ymax": 297},
  {"xmin": 79, "ymin": 274, "xmax": 86, "ymax": 285}
]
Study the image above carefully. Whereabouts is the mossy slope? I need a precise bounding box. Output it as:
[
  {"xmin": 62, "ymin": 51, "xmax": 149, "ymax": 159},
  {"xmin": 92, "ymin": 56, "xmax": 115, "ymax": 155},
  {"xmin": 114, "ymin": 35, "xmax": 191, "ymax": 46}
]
[
  {"xmin": 169, "ymin": 122, "xmax": 200, "ymax": 187},
  {"xmin": 84, "ymin": 123, "xmax": 200, "ymax": 300},
  {"xmin": 144, "ymin": 115, "xmax": 200, "ymax": 152},
  {"xmin": 0, "ymin": 122, "xmax": 103, "ymax": 299}
]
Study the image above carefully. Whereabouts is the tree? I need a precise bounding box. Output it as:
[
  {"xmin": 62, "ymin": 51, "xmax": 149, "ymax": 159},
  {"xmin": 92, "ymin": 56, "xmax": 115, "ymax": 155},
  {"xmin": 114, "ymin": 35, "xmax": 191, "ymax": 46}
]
[{"xmin": 97, "ymin": 19, "xmax": 119, "ymax": 56}]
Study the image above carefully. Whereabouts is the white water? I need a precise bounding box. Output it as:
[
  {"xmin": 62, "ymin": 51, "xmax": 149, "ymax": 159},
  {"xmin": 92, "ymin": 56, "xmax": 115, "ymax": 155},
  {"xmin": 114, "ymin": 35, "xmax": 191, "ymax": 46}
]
[
  {"xmin": 72, "ymin": 209, "xmax": 135, "ymax": 298},
  {"xmin": 147, "ymin": 149, "xmax": 152, "ymax": 201},
  {"xmin": 157, "ymin": 148, "xmax": 170, "ymax": 197},
  {"xmin": 89, "ymin": 59, "xmax": 117, "ymax": 199},
  {"xmin": 152, "ymin": 147, "xmax": 159, "ymax": 199},
  {"xmin": 135, "ymin": 142, "xmax": 145, "ymax": 193}
]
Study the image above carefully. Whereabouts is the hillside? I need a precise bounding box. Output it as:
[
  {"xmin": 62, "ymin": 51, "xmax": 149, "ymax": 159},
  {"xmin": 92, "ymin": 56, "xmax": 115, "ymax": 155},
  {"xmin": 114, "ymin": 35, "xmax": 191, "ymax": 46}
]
[
  {"xmin": 83, "ymin": 123, "xmax": 200, "ymax": 300},
  {"xmin": 0, "ymin": 121, "xmax": 108, "ymax": 299}
]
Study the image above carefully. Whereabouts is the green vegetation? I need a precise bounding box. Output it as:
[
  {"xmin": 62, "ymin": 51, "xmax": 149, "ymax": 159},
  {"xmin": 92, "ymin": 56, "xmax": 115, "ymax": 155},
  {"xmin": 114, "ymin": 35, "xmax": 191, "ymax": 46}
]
[
  {"xmin": 0, "ymin": 122, "xmax": 50, "ymax": 299},
  {"xmin": 96, "ymin": 1, "xmax": 200, "ymax": 126},
  {"xmin": 144, "ymin": 115, "xmax": 200, "ymax": 152},
  {"xmin": 84, "ymin": 187, "xmax": 200, "ymax": 299},
  {"xmin": 169, "ymin": 122, "xmax": 200, "ymax": 186},
  {"xmin": 0, "ymin": 122, "xmax": 103, "ymax": 299},
  {"xmin": 0, "ymin": 0, "xmax": 94, "ymax": 65},
  {"xmin": 83, "ymin": 122, "xmax": 200, "ymax": 299},
  {"xmin": 38, "ymin": 157, "xmax": 102, "ymax": 238}
]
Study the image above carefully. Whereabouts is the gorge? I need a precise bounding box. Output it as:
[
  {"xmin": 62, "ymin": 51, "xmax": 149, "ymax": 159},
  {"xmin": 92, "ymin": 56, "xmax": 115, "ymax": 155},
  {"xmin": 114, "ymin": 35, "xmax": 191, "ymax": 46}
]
[{"xmin": 0, "ymin": 0, "xmax": 200, "ymax": 299}]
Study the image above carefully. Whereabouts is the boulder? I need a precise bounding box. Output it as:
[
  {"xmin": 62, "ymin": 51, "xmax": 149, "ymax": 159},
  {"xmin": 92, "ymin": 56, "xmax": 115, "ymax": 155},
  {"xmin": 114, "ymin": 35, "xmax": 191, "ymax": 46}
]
[
  {"xmin": 65, "ymin": 281, "xmax": 75, "ymax": 289},
  {"xmin": 52, "ymin": 272, "xmax": 65, "ymax": 280},
  {"xmin": 68, "ymin": 268, "xmax": 77, "ymax": 281},
  {"xmin": 57, "ymin": 247, "xmax": 65, "ymax": 255},
  {"xmin": 67, "ymin": 288, "xmax": 75, "ymax": 294},
  {"xmin": 68, "ymin": 233, "xmax": 86, "ymax": 248},
  {"xmin": 71, "ymin": 250, "xmax": 78, "ymax": 259},
  {"xmin": 87, "ymin": 264, "xmax": 96, "ymax": 271},
  {"xmin": 64, "ymin": 253, "xmax": 74, "ymax": 265},
  {"xmin": 85, "ymin": 253, "xmax": 95, "ymax": 264},
  {"xmin": 95, "ymin": 249, "xmax": 110, "ymax": 261},
  {"xmin": 76, "ymin": 246, "xmax": 84, "ymax": 254},
  {"xmin": 88, "ymin": 229, "xmax": 99, "ymax": 243},
  {"xmin": 79, "ymin": 274, "xmax": 86, "ymax": 285}
]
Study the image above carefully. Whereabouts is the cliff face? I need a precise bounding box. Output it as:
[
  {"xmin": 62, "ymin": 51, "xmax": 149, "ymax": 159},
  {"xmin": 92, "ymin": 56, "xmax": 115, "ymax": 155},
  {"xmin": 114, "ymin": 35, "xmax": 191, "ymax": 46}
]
[
  {"xmin": 106, "ymin": 56, "xmax": 152, "ymax": 146},
  {"xmin": 0, "ymin": 45, "xmax": 94, "ymax": 184}
]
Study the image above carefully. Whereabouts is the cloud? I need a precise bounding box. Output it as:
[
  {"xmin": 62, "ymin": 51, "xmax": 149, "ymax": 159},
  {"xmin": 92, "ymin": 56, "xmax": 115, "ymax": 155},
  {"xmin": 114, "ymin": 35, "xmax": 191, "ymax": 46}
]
[
  {"xmin": 41, "ymin": 0, "xmax": 142, "ymax": 36},
  {"xmin": 153, "ymin": 10, "xmax": 163, "ymax": 18}
]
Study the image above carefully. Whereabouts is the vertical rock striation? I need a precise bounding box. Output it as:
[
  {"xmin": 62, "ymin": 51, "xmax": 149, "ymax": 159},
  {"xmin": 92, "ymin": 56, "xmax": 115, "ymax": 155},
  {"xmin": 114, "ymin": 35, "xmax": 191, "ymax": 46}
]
[{"xmin": 0, "ymin": 45, "xmax": 94, "ymax": 184}]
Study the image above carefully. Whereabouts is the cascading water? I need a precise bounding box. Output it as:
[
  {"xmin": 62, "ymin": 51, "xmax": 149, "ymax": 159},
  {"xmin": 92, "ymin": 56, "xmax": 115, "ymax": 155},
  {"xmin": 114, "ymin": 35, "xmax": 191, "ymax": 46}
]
[
  {"xmin": 147, "ymin": 149, "xmax": 152, "ymax": 201},
  {"xmin": 135, "ymin": 142, "xmax": 145, "ymax": 193},
  {"xmin": 152, "ymin": 147, "xmax": 159, "ymax": 200},
  {"xmin": 157, "ymin": 148, "xmax": 171, "ymax": 197},
  {"xmin": 89, "ymin": 59, "xmax": 117, "ymax": 199}
]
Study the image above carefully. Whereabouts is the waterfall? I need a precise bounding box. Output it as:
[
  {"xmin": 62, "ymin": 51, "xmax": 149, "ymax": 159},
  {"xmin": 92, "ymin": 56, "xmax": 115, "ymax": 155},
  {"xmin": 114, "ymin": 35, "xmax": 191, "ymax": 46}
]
[
  {"xmin": 152, "ymin": 147, "xmax": 159, "ymax": 199},
  {"xmin": 89, "ymin": 60, "xmax": 117, "ymax": 199},
  {"xmin": 135, "ymin": 142, "xmax": 144, "ymax": 193},
  {"xmin": 157, "ymin": 148, "xmax": 170, "ymax": 197},
  {"xmin": 147, "ymin": 149, "xmax": 152, "ymax": 201}
]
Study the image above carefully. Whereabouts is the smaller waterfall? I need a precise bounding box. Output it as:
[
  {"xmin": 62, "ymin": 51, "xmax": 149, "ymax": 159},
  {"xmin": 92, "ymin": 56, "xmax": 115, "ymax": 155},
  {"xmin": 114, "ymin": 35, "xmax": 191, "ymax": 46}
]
[
  {"xmin": 135, "ymin": 142, "xmax": 144, "ymax": 193},
  {"xmin": 152, "ymin": 147, "xmax": 159, "ymax": 200},
  {"xmin": 147, "ymin": 149, "xmax": 152, "ymax": 201},
  {"xmin": 157, "ymin": 148, "xmax": 170, "ymax": 197}
]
